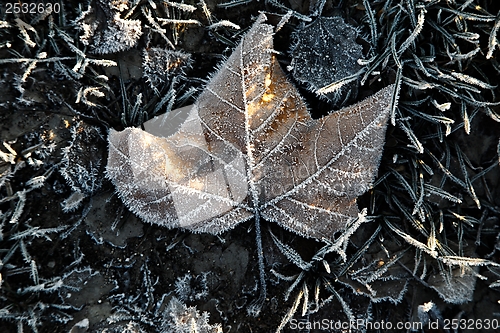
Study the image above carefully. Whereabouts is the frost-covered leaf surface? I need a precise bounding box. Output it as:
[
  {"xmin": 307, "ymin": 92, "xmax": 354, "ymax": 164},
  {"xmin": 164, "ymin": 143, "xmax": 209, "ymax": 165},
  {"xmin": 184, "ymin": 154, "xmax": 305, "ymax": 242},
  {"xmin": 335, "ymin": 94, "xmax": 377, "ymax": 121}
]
[
  {"xmin": 289, "ymin": 16, "xmax": 363, "ymax": 104},
  {"xmin": 107, "ymin": 14, "xmax": 394, "ymax": 241}
]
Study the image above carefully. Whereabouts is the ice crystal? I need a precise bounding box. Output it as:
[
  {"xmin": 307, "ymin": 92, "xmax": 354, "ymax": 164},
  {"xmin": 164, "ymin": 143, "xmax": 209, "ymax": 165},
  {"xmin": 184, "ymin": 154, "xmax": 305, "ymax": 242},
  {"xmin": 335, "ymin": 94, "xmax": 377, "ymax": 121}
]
[
  {"xmin": 94, "ymin": 321, "xmax": 147, "ymax": 333},
  {"xmin": 61, "ymin": 191, "xmax": 87, "ymax": 213},
  {"xmin": 174, "ymin": 273, "xmax": 209, "ymax": 302},
  {"xmin": 161, "ymin": 297, "xmax": 222, "ymax": 333},
  {"xmin": 75, "ymin": 0, "xmax": 142, "ymax": 54},
  {"xmin": 142, "ymin": 48, "xmax": 192, "ymax": 89},
  {"xmin": 60, "ymin": 121, "xmax": 106, "ymax": 212},
  {"xmin": 93, "ymin": 15, "xmax": 142, "ymax": 54},
  {"xmin": 60, "ymin": 122, "xmax": 106, "ymax": 196},
  {"xmin": 104, "ymin": 265, "xmax": 220, "ymax": 333}
]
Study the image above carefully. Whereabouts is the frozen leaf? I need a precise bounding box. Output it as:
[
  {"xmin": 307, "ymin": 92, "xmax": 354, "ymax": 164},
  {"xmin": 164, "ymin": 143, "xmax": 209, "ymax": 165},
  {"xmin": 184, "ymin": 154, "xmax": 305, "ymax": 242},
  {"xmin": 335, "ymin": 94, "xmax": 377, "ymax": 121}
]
[
  {"xmin": 428, "ymin": 266, "xmax": 478, "ymax": 304},
  {"xmin": 289, "ymin": 17, "xmax": 363, "ymax": 105},
  {"xmin": 107, "ymin": 14, "xmax": 394, "ymax": 241}
]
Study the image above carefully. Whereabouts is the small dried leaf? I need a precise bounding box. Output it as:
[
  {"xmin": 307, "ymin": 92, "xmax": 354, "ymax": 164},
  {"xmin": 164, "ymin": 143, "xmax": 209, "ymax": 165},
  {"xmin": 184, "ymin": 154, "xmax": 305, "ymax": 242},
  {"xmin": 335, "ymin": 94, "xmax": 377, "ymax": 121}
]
[
  {"xmin": 289, "ymin": 17, "xmax": 363, "ymax": 104},
  {"xmin": 107, "ymin": 15, "xmax": 394, "ymax": 240},
  {"xmin": 428, "ymin": 267, "xmax": 478, "ymax": 304}
]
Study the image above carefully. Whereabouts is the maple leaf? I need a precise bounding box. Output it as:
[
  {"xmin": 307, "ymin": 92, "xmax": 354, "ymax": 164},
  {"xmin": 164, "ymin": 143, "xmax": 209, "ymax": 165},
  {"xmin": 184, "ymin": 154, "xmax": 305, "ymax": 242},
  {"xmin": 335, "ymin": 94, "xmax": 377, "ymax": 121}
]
[{"xmin": 106, "ymin": 14, "xmax": 394, "ymax": 241}]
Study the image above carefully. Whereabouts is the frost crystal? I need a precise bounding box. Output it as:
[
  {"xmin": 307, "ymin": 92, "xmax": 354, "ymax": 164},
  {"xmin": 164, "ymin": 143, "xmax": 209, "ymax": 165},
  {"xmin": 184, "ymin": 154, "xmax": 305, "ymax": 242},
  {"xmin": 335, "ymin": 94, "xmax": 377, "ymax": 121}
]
[
  {"xmin": 142, "ymin": 48, "xmax": 192, "ymax": 89},
  {"xmin": 174, "ymin": 273, "xmax": 209, "ymax": 302},
  {"xmin": 61, "ymin": 191, "xmax": 87, "ymax": 213},
  {"xmin": 75, "ymin": 0, "xmax": 142, "ymax": 54},
  {"xmin": 161, "ymin": 297, "xmax": 222, "ymax": 333},
  {"xmin": 289, "ymin": 17, "xmax": 363, "ymax": 105},
  {"xmin": 95, "ymin": 321, "xmax": 147, "ymax": 333},
  {"xmin": 92, "ymin": 14, "xmax": 142, "ymax": 54},
  {"xmin": 60, "ymin": 122, "xmax": 106, "ymax": 196}
]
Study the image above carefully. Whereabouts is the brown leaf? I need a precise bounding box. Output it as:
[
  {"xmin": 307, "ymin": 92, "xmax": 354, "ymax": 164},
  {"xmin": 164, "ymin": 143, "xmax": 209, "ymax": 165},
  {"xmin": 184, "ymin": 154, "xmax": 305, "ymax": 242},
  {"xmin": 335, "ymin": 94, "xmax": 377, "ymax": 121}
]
[{"xmin": 107, "ymin": 14, "xmax": 394, "ymax": 241}]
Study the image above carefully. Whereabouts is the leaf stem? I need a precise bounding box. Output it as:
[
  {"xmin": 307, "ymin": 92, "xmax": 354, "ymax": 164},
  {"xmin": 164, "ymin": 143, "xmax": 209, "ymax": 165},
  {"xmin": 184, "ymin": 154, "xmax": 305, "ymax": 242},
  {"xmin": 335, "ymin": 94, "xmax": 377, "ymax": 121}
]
[{"xmin": 247, "ymin": 212, "xmax": 267, "ymax": 316}]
